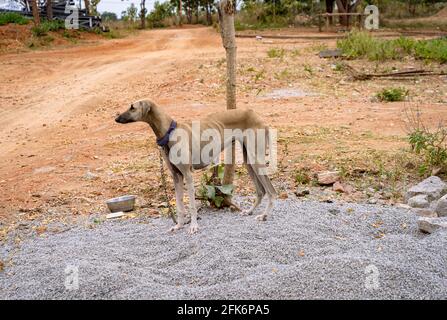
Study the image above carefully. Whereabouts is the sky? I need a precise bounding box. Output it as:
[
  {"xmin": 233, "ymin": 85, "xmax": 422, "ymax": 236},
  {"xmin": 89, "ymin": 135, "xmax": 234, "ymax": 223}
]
[
  {"xmin": 97, "ymin": 0, "xmax": 160, "ymax": 18},
  {"xmin": 0, "ymin": 0, "xmax": 161, "ymax": 18}
]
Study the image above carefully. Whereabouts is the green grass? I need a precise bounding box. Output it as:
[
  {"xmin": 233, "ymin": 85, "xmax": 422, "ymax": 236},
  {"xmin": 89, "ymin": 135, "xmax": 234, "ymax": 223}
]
[
  {"xmin": 337, "ymin": 31, "xmax": 447, "ymax": 63},
  {"xmin": 0, "ymin": 12, "xmax": 29, "ymax": 26},
  {"xmin": 376, "ymin": 87, "xmax": 408, "ymax": 102},
  {"xmin": 31, "ymin": 20, "xmax": 65, "ymax": 37},
  {"xmin": 267, "ymin": 47, "xmax": 285, "ymax": 58}
]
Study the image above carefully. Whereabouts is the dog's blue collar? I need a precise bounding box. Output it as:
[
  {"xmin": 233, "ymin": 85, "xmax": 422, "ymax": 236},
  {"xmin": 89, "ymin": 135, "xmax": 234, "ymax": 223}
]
[{"xmin": 156, "ymin": 120, "xmax": 177, "ymax": 147}]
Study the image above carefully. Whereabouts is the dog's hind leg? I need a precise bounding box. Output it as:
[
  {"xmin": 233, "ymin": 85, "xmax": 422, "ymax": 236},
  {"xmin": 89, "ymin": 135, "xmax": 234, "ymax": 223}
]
[
  {"xmin": 253, "ymin": 170, "xmax": 277, "ymax": 221},
  {"xmin": 184, "ymin": 171, "xmax": 199, "ymax": 234},
  {"xmin": 241, "ymin": 145, "xmax": 265, "ymax": 216}
]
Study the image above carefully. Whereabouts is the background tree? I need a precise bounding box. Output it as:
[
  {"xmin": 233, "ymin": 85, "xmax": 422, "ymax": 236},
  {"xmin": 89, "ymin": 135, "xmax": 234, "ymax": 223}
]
[
  {"xmin": 46, "ymin": 0, "xmax": 53, "ymax": 20},
  {"xmin": 30, "ymin": 0, "xmax": 39, "ymax": 25},
  {"xmin": 140, "ymin": 0, "xmax": 147, "ymax": 28},
  {"xmin": 84, "ymin": 0, "xmax": 90, "ymax": 15},
  {"xmin": 101, "ymin": 11, "xmax": 118, "ymax": 22},
  {"xmin": 334, "ymin": 0, "xmax": 361, "ymax": 26}
]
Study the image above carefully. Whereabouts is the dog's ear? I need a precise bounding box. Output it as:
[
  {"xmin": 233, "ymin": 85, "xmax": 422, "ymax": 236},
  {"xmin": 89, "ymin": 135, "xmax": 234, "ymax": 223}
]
[{"xmin": 141, "ymin": 100, "xmax": 152, "ymax": 112}]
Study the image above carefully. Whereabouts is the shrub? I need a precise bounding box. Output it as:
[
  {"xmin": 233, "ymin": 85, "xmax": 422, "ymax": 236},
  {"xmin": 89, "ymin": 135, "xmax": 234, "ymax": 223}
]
[
  {"xmin": 405, "ymin": 108, "xmax": 447, "ymax": 175},
  {"xmin": 337, "ymin": 31, "xmax": 447, "ymax": 63},
  {"xmin": 267, "ymin": 48, "xmax": 285, "ymax": 58},
  {"xmin": 0, "ymin": 12, "xmax": 29, "ymax": 26},
  {"xmin": 146, "ymin": 1, "xmax": 174, "ymax": 28},
  {"xmin": 198, "ymin": 164, "xmax": 234, "ymax": 208},
  {"xmin": 31, "ymin": 19, "xmax": 64, "ymax": 37},
  {"xmin": 376, "ymin": 87, "xmax": 408, "ymax": 102}
]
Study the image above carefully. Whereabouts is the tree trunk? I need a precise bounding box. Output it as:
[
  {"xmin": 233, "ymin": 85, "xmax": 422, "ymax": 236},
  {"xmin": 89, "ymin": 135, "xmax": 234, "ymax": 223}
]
[
  {"xmin": 325, "ymin": 0, "xmax": 334, "ymax": 25},
  {"xmin": 335, "ymin": 0, "xmax": 360, "ymax": 27},
  {"xmin": 178, "ymin": 0, "xmax": 182, "ymax": 25},
  {"xmin": 206, "ymin": 2, "xmax": 212, "ymax": 25},
  {"xmin": 46, "ymin": 0, "xmax": 53, "ymax": 20},
  {"xmin": 195, "ymin": 1, "xmax": 199, "ymax": 24},
  {"xmin": 218, "ymin": 0, "xmax": 237, "ymax": 202},
  {"xmin": 187, "ymin": 1, "xmax": 192, "ymax": 24},
  {"xmin": 84, "ymin": 0, "xmax": 90, "ymax": 15},
  {"xmin": 30, "ymin": 0, "xmax": 40, "ymax": 25},
  {"xmin": 141, "ymin": 0, "xmax": 146, "ymax": 29}
]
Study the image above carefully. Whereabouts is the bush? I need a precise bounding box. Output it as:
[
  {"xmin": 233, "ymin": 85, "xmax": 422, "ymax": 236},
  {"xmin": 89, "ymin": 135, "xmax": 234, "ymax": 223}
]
[
  {"xmin": 198, "ymin": 164, "xmax": 234, "ymax": 208},
  {"xmin": 376, "ymin": 87, "xmax": 408, "ymax": 102},
  {"xmin": 337, "ymin": 31, "xmax": 447, "ymax": 63},
  {"xmin": 406, "ymin": 109, "xmax": 447, "ymax": 175},
  {"xmin": 267, "ymin": 48, "xmax": 285, "ymax": 58},
  {"xmin": 0, "ymin": 12, "xmax": 29, "ymax": 26},
  {"xmin": 146, "ymin": 1, "xmax": 174, "ymax": 28},
  {"xmin": 31, "ymin": 19, "xmax": 64, "ymax": 37}
]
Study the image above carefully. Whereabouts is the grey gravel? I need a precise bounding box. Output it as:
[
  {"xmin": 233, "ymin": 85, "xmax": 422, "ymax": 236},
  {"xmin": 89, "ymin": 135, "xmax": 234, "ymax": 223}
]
[{"xmin": 1, "ymin": 199, "xmax": 446, "ymax": 300}]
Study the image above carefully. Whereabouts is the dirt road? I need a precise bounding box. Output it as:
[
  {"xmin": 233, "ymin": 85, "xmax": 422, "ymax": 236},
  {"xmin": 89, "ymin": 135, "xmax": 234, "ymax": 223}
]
[{"xmin": 0, "ymin": 26, "xmax": 446, "ymax": 229}]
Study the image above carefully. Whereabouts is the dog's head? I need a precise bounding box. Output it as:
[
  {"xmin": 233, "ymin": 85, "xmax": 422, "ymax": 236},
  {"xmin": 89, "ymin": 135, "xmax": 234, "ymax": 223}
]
[{"xmin": 115, "ymin": 100, "xmax": 153, "ymax": 124}]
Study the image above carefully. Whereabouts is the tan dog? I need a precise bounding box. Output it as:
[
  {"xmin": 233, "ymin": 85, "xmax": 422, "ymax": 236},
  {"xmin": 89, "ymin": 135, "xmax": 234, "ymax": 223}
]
[{"xmin": 116, "ymin": 100, "xmax": 277, "ymax": 234}]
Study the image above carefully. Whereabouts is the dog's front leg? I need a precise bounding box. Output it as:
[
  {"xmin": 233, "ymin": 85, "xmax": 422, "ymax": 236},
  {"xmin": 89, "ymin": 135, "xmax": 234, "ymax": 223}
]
[
  {"xmin": 170, "ymin": 172, "xmax": 186, "ymax": 232},
  {"xmin": 185, "ymin": 172, "xmax": 199, "ymax": 234}
]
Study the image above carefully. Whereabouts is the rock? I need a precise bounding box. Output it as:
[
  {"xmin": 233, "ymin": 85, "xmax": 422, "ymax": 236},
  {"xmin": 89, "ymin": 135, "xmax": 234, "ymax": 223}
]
[
  {"xmin": 106, "ymin": 211, "xmax": 125, "ymax": 219},
  {"xmin": 328, "ymin": 208, "xmax": 340, "ymax": 215},
  {"xmin": 33, "ymin": 166, "xmax": 56, "ymax": 174},
  {"xmin": 344, "ymin": 184, "xmax": 355, "ymax": 194},
  {"xmin": 418, "ymin": 217, "xmax": 447, "ymax": 234},
  {"xmin": 406, "ymin": 176, "xmax": 447, "ymax": 201},
  {"xmin": 84, "ymin": 171, "xmax": 99, "ymax": 180},
  {"xmin": 319, "ymin": 49, "xmax": 342, "ymax": 58},
  {"xmin": 295, "ymin": 188, "xmax": 310, "ymax": 197},
  {"xmin": 396, "ymin": 203, "xmax": 411, "ymax": 209},
  {"xmin": 279, "ymin": 192, "xmax": 288, "ymax": 199},
  {"xmin": 317, "ymin": 171, "xmax": 339, "ymax": 185},
  {"xmin": 255, "ymin": 35, "xmax": 263, "ymax": 41},
  {"xmin": 413, "ymin": 208, "xmax": 438, "ymax": 218},
  {"xmin": 435, "ymin": 194, "xmax": 447, "ymax": 217},
  {"xmin": 407, "ymin": 194, "xmax": 429, "ymax": 208},
  {"xmin": 333, "ymin": 181, "xmax": 345, "ymax": 193}
]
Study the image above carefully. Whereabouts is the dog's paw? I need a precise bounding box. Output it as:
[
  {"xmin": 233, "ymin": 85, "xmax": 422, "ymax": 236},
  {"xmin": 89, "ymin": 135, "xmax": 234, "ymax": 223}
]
[
  {"xmin": 189, "ymin": 223, "xmax": 199, "ymax": 234},
  {"xmin": 255, "ymin": 214, "xmax": 267, "ymax": 222},
  {"xmin": 169, "ymin": 224, "xmax": 184, "ymax": 233}
]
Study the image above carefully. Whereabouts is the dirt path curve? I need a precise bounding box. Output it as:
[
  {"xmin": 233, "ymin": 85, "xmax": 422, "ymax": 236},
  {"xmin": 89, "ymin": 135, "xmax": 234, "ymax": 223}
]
[
  {"xmin": 0, "ymin": 27, "xmax": 221, "ymax": 155},
  {"xmin": 0, "ymin": 27, "xmax": 229, "ymax": 221}
]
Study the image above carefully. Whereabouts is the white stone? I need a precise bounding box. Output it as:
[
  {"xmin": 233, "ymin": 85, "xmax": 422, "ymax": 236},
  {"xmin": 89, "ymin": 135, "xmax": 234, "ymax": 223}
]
[
  {"xmin": 406, "ymin": 176, "xmax": 447, "ymax": 201},
  {"xmin": 317, "ymin": 171, "xmax": 339, "ymax": 185},
  {"xmin": 418, "ymin": 217, "xmax": 447, "ymax": 234},
  {"xmin": 435, "ymin": 194, "xmax": 447, "ymax": 217},
  {"xmin": 407, "ymin": 194, "xmax": 429, "ymax": 208}
]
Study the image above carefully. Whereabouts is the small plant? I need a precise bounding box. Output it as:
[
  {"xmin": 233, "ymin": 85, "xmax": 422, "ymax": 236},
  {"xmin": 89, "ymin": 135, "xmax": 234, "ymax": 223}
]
[
  {"xmin": 199, "ymin": 164, "xmax": 234, "ymax": 208},
  {"xmin": 333, "ymin": 62, "xmax": 345, "ymax": 72},
  {"xmin": 267, "ymin": 48, "xmax": 285, "ymax": 59},
  {"xmin": 406, "ymin": 108, "xmax": 447, "ymax": 175},
  {"xmin": 31, "ymin": 19, "xmax": 64, "ymax": 37},
  {"xmin": 303, "ymin": 64, "xmax": 313, "ymax": 75},
  {"xmin": 337, "ymin": 31, "xmax": 447, "ymax": 63},
  {"xmin": 253, "ymin": 69, "xmax": 266, "ymax": 82},
  {"xmin": 0, "ymin": 12, "xmax": 29, "ymax": 26},
  {"xmin": 295, "ymin": 168, "xmax": 311, "ymax": 185},
  {"xmin": 376, "ymin": 87, "xmax": 408, "ymax": 102}
]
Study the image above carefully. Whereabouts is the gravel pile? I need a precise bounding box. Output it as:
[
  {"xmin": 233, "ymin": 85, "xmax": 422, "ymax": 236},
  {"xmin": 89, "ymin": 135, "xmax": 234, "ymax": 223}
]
[{"xmin": 1, "ymin": 199, "xmax": 446, "ymax": 299}]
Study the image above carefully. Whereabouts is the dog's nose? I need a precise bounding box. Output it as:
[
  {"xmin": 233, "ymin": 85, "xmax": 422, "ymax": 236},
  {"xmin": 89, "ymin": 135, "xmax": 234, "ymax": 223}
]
[{"xmin": 115, "ymin": 116, "xmax": 121, "ymax": 123}]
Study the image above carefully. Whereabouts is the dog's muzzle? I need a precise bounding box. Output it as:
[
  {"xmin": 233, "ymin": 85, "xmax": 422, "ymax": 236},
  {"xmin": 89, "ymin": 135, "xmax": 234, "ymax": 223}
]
[{"xmin": 115, "ymin": 115, "xmax": 130, "ymax": 124}]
